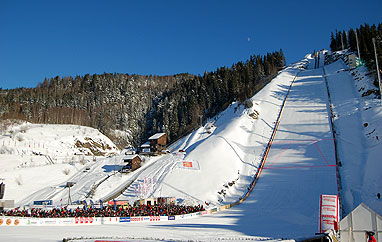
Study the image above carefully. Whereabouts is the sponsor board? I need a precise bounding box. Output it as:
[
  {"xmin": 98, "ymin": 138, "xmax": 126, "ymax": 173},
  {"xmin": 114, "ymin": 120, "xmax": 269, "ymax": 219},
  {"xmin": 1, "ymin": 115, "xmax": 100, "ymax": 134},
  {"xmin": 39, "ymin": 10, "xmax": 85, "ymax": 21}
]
[
  {"xmin": 168, "ymin": 216, "xmax": 175, "ymax": 220},
  {"xmin": 130, "ymin": 217, "xmax": 142, "ymax": 222},
  {"xmin": 177, "ymin": 160, "xmax": 200, "ymax": 170},
  {"xmin": 27, "ymin": 218, "xmax": 40, "ymax": 225},
  {"xmin": 130, "ymin": 217, "xmax": 139, "ymax": 222},
  {"xmin": 102, "ymin": 217, "xmax": 119, "ymax": 224},
  {"xmin": 319, "ymin": 194, "xmax": 339, "ymax": 233},
  {"xmin": 59, "ymin": 218, "xmax": 75, "ymax": 225},
  {"xmin": 107, "ymin": 200, "xmax": 128, "ymax": 206},
  {"xmin": 119, "ymin": 217, "xmax": 130, "ymax": 223},
  {"xmin": 14, "ymin": 219, "xmax": 20, "ymax": 226},
  {"xmin": 149, "ymin": 216, "xmax": 160, "ymax": 222},
  {"xmin": 0, "ymin": 217, "xmax": 20, "ymax": 226},
  {"xmin": 75, "ymin": 217, "xmax": 94, "ymax": 224},
  {"xmin": 42, "ymin": 218, "xmax": 57, "ymax": 225}
]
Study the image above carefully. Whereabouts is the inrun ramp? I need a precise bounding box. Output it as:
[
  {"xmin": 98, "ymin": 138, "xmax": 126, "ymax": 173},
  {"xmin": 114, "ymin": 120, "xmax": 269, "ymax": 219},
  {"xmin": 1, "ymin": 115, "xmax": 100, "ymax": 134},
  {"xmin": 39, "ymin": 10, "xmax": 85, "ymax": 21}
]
[{"xmin": 199, "ymin": 67, "xmax": 339, "ymax": 239}]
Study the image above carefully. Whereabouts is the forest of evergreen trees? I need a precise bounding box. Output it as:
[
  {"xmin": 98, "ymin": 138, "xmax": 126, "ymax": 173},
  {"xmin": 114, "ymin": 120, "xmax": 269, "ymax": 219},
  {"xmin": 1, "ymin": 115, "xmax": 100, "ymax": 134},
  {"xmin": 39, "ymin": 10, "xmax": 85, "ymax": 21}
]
[
  {"xmin": 330, "ymin": 23, "xmax": 382, "ymax": 71},
  {"xmin": 0, "ymin": 50, "xmax": 285, "ymax": 147}
]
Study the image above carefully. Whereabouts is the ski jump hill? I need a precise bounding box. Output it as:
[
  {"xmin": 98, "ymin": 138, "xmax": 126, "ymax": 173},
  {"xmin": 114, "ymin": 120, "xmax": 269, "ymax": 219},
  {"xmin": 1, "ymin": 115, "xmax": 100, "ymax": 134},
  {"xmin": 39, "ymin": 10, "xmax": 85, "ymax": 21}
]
[{"xmin": 1, "ymin": 51, "xmax": 381, "ymax": 242}]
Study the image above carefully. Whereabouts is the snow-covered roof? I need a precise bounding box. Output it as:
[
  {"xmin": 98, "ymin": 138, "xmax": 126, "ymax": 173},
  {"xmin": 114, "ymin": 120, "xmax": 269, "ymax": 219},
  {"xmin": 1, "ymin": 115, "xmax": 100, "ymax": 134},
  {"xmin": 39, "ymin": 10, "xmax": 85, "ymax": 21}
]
[
  {"xmin": 140, "ymin": 142, "xmax": 150, "ymax": 148},
  {"xmin": 123, "ymin": 154, "xmax": 140, "ymax": 160},
  {"xmin": 148, "ymin": 132, "xmax": 166, "ymax": 140}
]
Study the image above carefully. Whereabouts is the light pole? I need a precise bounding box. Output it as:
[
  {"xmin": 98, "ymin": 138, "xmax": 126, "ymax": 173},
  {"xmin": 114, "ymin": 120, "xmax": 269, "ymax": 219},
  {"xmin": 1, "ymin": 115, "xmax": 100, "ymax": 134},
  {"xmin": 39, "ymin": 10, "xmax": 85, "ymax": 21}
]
[
  {"xmin": 372, "ymin": 38, "xmax": 382, "ymax": 105},
  {"xmin": 66, "ymin": 182, "xmax": 75, "ymax": 205}
]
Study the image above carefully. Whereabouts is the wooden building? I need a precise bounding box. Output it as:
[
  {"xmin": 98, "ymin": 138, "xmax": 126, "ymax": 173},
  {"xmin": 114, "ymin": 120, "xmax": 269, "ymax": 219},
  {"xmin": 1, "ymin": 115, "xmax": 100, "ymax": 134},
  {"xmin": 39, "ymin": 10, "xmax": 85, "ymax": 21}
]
[
  {"xmin": 140, "ymin": 142, "xmax": 151, "ymax": 154},
  {"xmin": 148, "ymin": 133, "xmax": 167, "ymax": 152},
  {"xmin": 121, "ymin": 154, "xmax": 142, "ymax": 172}
]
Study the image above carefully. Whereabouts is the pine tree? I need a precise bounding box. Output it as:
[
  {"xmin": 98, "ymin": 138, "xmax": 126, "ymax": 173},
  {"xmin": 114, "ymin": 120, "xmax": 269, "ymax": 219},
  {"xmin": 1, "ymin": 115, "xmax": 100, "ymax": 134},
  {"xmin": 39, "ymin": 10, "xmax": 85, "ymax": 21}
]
[
  {"xmin": 348, "ymin": 28, "xmax": 357, "ymax": 53},
  {"xmin": 342, "ymin": 30, "xmax": 348, "ymax": 49}
]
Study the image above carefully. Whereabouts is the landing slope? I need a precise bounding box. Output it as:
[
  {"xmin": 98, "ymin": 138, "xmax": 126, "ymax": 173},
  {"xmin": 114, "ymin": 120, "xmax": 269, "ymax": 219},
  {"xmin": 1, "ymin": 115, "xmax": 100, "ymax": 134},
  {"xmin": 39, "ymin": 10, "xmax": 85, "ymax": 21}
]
[{"xmin": 173, "ymin": 64, "xmax": 339, "ymax": 239}]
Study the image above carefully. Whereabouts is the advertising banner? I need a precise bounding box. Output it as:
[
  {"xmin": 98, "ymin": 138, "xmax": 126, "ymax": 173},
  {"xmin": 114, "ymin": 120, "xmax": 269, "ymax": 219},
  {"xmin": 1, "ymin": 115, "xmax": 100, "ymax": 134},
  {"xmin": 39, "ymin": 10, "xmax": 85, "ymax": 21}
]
[
  {"xmin": 119, "ymin": 217, "xmax": 130, "ymax": 223},
  {"xmin": 319, "ymin": 194, "xmax": 339, "ymax": 233},
  {"xmin": 102, "ymin": 217, "xmax": 119, "ymax": 224},
  {"xmin": 130, "ymin": 216, "xmax": 150, "ymax": 223},
  {"xmin": 84, "ymin": 217, "xmax": 94, "ymax": 224},
  {"xmin": 149, "ymin": 216, "xmax": 160, "ymax": 222},
  {"xmin": 0, "ymin": 217, "xmax": 34, "ymax": 226},
  {"xmin": 25, "ymin": 217, "xmax": 41, "ymax": 226},
  {"xmin": 177, "ymin": 160, "xmax": 200, "ymax": 170},
  {"xmin": 107, "ymin": 200, "xmax": 128, "ymax": 206}
]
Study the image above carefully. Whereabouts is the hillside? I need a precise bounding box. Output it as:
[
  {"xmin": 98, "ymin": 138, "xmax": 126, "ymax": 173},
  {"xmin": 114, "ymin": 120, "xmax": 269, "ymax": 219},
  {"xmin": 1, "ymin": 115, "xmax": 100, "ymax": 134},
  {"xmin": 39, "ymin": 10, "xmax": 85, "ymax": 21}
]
[
  {"xmin": 0, "ymin": 51, "xmax": 285, "ymax": 148},
  {"xmin": 323, "ymin": 53, "xmax": 382, "ymax": 215},
  {"xmin": 0, "ymin": 121, "xmax": 119, "ymax": 204}
]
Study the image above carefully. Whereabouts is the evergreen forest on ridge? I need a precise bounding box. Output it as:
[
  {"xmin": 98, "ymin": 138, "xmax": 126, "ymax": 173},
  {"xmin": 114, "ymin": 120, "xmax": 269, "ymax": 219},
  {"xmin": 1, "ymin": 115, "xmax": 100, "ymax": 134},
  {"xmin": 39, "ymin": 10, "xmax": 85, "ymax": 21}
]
[{"xmin": 0, "ymin": 50, "xmax": 286, "ymax": 147}]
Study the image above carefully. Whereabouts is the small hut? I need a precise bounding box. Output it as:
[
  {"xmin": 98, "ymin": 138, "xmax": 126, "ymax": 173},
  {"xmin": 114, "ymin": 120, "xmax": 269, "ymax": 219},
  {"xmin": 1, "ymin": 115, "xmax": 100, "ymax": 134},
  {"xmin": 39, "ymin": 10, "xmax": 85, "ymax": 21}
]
[
  {"xmin": 121, "ymin": 154, "xmax": 142, "ymax": 172},
  {"xmin": 140, "ymin": 142, "xmax": 151, "ymax": 154},
  {"xmin": 148, "ymin": 133, "xmax": 167, "ymax": 153}
]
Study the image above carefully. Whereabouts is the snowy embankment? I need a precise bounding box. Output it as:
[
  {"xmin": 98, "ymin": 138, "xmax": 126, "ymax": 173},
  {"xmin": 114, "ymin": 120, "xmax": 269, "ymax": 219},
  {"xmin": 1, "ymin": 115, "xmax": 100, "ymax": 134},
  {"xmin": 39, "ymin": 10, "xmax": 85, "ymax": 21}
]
[
  {"xmin": 0, "ymin": 123, "xmax": 119, "ymax": 204},
  {"xmin": 324, "ymin": 59, "xmax": 382, "ymax": 215}
]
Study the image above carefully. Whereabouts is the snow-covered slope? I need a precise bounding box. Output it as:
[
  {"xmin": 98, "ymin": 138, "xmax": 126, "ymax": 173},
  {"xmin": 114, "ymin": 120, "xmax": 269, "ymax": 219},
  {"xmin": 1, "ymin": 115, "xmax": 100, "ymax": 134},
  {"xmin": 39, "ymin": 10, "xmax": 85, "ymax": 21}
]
[
  {"xmin": 0, "ymin": 123, "xmax": 119, "ymax": 204},
  {"xmin": 113, "ymin": 65, "xmax": 302, "ymax": 207},
  {"xmin": 324, "ymin": 58, "xmax": 382, "ymax": 215}
]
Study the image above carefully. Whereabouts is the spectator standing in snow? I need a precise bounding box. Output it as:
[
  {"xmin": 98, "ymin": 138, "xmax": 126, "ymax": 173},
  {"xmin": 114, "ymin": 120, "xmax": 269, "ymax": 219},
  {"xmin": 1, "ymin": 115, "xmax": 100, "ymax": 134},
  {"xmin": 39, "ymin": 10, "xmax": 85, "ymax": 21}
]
[{"xmin": 366, "ymin": 231, "xmax": 377, "ymax": 242}]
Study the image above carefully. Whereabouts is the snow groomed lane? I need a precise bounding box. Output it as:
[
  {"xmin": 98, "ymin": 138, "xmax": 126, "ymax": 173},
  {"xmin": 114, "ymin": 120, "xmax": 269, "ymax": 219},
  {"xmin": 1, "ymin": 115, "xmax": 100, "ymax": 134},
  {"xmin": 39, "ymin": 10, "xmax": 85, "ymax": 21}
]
[
  {"xmin": 192, "ymin": 67, "xmax": 339, "ymax": 239},
  {"xmin": 250, "ymin": 67, "xmax": 338, "ymax": 237}
]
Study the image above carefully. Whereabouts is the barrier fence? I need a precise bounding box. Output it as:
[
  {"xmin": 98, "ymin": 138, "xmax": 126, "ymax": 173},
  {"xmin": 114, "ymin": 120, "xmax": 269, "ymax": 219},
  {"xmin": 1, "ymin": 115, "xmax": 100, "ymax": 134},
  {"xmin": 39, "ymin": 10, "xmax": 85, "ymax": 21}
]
[
  {"xmin": 322, "ymin": 67, "xmax": 343, "ymax": 217},
  {"xmin": 0, "ymin": 210, "xmax": 210, "ymax": 226}
]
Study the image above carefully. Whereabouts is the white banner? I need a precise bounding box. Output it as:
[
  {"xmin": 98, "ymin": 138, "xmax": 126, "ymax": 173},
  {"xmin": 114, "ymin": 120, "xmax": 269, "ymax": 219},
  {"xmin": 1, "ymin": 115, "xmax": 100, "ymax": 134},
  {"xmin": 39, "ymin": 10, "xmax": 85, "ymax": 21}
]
[{"xmin": 319, "ymin": 194, "xmax": 339, "ymax": 233}]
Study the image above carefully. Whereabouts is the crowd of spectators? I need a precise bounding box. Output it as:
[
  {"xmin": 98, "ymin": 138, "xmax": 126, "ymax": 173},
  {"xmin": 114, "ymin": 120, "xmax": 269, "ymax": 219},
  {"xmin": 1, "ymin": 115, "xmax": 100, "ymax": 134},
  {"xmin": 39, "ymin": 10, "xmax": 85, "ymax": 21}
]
[{"xmin": 0, "ymin": 203, "xmax": 205, "ymax": 218}]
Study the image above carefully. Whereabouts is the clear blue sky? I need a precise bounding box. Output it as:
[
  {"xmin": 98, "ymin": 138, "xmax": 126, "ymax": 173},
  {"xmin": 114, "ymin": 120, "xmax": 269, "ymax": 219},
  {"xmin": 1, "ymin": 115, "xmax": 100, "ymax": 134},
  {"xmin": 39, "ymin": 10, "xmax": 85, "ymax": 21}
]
[{"xmin": 0, "ymin": 0, "xmax": 381, "ymax": 89}]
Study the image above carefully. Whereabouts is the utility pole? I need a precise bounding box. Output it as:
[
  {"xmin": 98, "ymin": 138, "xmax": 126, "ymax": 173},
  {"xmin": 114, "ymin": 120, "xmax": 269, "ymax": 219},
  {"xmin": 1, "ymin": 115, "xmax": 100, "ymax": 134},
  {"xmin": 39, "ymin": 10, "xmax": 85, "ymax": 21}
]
[
  {"xmin": 355, "ymin": 30, "xmax": 361, "ymax": 59},
  {"xmin": 372, "ymin": 38, "xmax": 382, "ymax": 105}
]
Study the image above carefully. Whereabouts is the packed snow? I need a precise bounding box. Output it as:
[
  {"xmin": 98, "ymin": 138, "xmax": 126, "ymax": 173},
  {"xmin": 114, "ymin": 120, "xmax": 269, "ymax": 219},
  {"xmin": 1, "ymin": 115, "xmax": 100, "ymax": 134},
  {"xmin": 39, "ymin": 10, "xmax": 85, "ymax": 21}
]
[
  {"xmin": 323, "ymin": 59, "xmax": 382, "ymax": 215},
  {"xmin": 1, "ymin": 51, "xmax": 381, "ymax": 242},
  {"xmin": 0, "ymin": 123, "xmax": 119, "ymax": 204}
]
